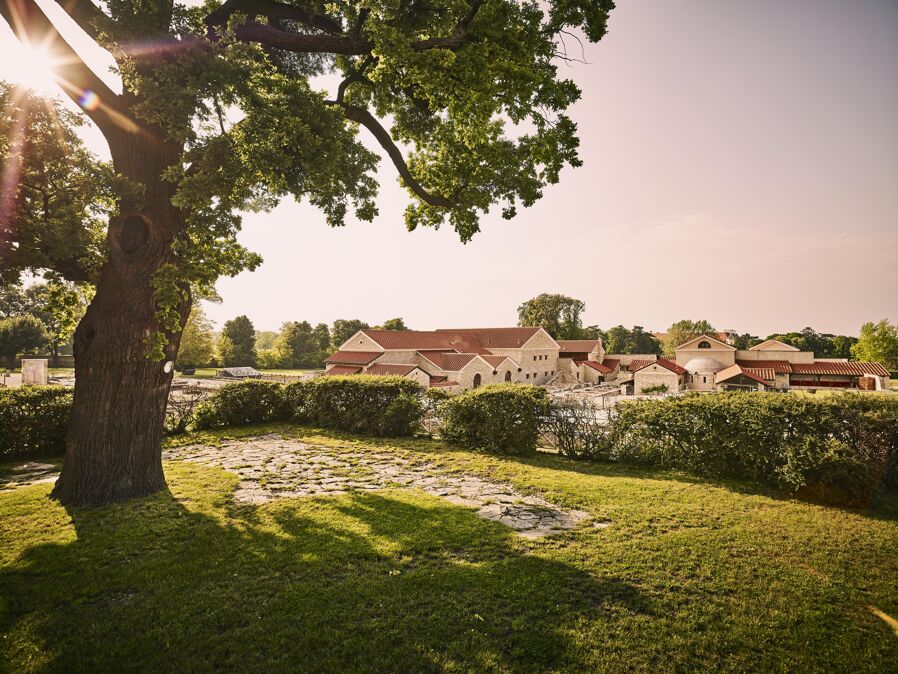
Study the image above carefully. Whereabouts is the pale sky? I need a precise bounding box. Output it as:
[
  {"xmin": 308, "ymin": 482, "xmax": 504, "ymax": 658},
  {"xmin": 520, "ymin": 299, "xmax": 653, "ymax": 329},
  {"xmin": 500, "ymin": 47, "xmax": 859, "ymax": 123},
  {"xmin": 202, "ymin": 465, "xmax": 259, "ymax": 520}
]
[{"xmin": 2, "ymin": 0, "xmax": 897, "ymax": 336}]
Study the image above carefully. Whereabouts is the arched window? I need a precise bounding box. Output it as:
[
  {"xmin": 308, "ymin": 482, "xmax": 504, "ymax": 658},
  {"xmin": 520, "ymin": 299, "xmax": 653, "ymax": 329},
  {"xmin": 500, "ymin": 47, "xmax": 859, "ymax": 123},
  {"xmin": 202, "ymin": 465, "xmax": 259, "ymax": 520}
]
[
  {"xmin": 473, "ymin": 373, "xmax": 482, "ymax": 388},
  {"xmin": 698, "ymin": 341, "xmax": 711, "ymax": 349},
  {"xmin": 504, "ymin": 371, "xmax": 511, "ymax": 382}
]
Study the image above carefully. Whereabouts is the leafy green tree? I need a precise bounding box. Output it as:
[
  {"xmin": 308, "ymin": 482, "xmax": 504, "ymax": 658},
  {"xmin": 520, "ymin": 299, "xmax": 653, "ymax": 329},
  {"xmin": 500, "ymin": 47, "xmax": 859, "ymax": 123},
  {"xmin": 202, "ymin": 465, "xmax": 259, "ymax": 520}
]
[
  {"xmin": 312, "ymin": 323, "xmax": 331, "ymax": 364},
  {"xmin": 0, "ymin": 284, "xmax": 28, "ymax": 318},
  {"xmin": 602, "ymin": 325, "xmax": 661, "ymax": 355},
  {"xmin": 221, "ymin": 315, "xmax": 257, "ymax": 367},
  {"xmin": 731, "ymin": 333, "xmax": 761, "ymax": 350},
  {"xmin": 663, "ymin": 320, "xmax": 716, "ymax": 355},
  {"xmin": 254, "ymin": 331, "xmax": 279, "ymax": 351},
  {"xmin": 766, "ymin": 328, "xmax": 857, "ymax": 358},
  {"xmin": 215, "ymin": 334, "xmax": 236, "ymax": 368},
  {"xmin": 0, "ymin": 314, "xmax": 48, "ymax": 368},
  {"xmin": 851, "ymin": 319, "xmax": 898, "ymax": 370},
  {"xmin": 517, "ymin": 293, "xmax": 588, "ymax": 340},
  {"xmin": 176, "ymin": 303, "xmax": 215, "ymax": 369},
  {"xmin": 22, "ymin": 281, "xmax": 92, "ymax": 364},
  {"xmin": 332, "ymin": 319, "xmax": 371, "ymax": 350},
  {"xmin": 379, "ymin": 317, "xmax": 408, "ymax": 331},
  {"xmin": 0, "ymin": 0, "xmax": 614, "ymax": 505}
]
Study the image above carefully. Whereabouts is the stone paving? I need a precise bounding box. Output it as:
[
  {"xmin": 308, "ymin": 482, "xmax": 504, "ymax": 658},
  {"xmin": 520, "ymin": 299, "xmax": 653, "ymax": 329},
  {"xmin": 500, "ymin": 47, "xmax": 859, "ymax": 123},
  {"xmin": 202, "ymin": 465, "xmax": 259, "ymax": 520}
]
[
  {"xmin": 164, "ymin": 435, "xmax": 591, "ymax": 538},
  {"xmin": 0, "ymin": 462, "xmax": 59, "ymax": 491}
]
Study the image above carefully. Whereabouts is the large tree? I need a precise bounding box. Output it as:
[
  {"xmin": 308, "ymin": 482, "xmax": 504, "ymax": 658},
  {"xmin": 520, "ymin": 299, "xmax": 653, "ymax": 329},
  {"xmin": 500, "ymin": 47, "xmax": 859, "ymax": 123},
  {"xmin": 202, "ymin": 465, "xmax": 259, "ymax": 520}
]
[
  {"xmin": 331, "ymin": 318, "xmax": 370, "ymax": 349},
  {"xmin": 602, "ymin": 325, "xmax": 661, "ymax": 355},
  {"xmin": 662, "ymin": 319, "xmax": 716, "ymax": 355},
  {"xmin": 220, "ymin": 315, "xmax": 257, "ymax": 366},
  {"xmin": 176, "ymin": 302, "xmax": 215, "ymax": 369},
  {"xmin": 0, "ymin": 0, "xmax": 614, "ymax": 505},
  {"xmin": 851, "ymin": 319, "xmax": 898, "ymax": 370},
  {"xmin": 0, "ymin": 314, "xmax": 48, "ymax": 368},
  {"xmin": 517, "ymin": 293, "xmax": 588, "ymax": 340},
  {"xmin": 23, "ymin": 281, "xmax": 93, "ymax": 363}
]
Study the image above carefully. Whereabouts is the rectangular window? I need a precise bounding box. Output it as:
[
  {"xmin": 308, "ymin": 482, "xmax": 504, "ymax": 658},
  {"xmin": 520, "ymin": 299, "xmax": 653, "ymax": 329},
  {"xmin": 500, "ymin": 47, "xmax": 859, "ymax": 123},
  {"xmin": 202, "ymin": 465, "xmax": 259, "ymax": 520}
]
[
  {"xmin": 526, "ymin": 373, "xmax": 530, "ymax": 379},
  {"xmin": 533, "ymin": 356, "xmax": 537, "ymax": 361}
]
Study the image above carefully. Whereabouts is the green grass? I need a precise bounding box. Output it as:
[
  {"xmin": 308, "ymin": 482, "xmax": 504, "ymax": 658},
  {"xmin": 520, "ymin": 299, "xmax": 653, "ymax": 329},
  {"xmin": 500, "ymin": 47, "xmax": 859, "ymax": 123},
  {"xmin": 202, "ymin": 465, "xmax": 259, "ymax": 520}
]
[
  {"xmin": 2, "ymin": 425, "xmax": 897, "ymax": 672},
  {"xmin": 181, "ymin": 368, "xmax": 321, "ymax": 379}
]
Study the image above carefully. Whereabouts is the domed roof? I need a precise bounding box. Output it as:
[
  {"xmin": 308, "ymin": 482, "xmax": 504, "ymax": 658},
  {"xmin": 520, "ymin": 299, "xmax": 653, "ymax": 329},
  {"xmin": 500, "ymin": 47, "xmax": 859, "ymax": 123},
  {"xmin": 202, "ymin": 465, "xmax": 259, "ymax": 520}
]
[{"xmin": 683, "ymin": 357, "xmax": 726, "ymax": 373}]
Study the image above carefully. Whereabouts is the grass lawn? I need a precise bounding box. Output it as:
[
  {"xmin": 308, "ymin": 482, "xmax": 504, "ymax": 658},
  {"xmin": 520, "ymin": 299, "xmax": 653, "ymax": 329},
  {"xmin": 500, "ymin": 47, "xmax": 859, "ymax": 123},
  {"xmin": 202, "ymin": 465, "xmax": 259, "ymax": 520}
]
[
  {"xmin": 2, "ymin": 425, "xmax": 897, "ymax": 672},
  {"xmin": 181, "ymin": 368, "xmax": 321, "ymax": 379}
]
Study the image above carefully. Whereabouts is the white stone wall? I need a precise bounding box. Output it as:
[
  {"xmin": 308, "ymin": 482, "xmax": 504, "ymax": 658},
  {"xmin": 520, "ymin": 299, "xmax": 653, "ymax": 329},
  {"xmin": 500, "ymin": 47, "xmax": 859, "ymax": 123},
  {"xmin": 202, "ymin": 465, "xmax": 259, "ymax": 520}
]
[{"xmin": 634, "ymin": 365, "xmax": 682, "ymax": 393}]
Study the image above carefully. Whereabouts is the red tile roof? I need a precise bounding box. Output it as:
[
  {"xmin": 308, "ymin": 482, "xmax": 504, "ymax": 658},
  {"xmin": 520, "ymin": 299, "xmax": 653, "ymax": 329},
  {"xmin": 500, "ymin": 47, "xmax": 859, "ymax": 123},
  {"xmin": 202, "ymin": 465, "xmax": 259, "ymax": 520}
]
[
  {"xmin": 365, "ymin": 363, "xmax": 419, "ymax": 376},
  {"xmin": 576, "ymin": 360, "xmax": 612, "ymax": 374},
  {"xmin": 791, "ymin": 361, "xmax": 890, "ymax": 377},
  {"xmin": 715, "ymin": 364, "xmax": 769, "ymax": 386},
  {"xmin": 435, "ymin": 327, "xmax": 544, "ymax": 349},
  {"xmin": 323, "ymin": 365, "xmax": 362, "ymax": 375},
  {"xmin": 557, "ymin": 340, "xmax": 600, "ymax": 352},
  {"xmin": 736, "ymin": 359, "xmax": 792, "ymax": 373},
  {"xmin": 430, "ymin": 377, "xmax": 459, "ymax": 387},
  {"xmin": 417, "ymin": 351, "xmax": 478, "ymax": 371},
  {"xmin": 481, "ymin": 355, "xmax": 514, "ymax": 369},
  {"xmin": 744, "ymin": 367, "xmax": 776, "ymax": 382},
  {"xmin": 627, "ymin": 359, "xmax": 658, "ymax": 372},
  {"xmin": 601, "ymin": 358, "xmax": 621, "ymax": 371},
  {"xmin": 631, "ymin": 358, "xmax": 686, "ymax": 375},
  {"xmin": 325, "ymin": 351, "xmax": 381, "ymax": 365},
  {"xmin": 361, "ymin": 330, "xmax": 477, "ymax": 351}
]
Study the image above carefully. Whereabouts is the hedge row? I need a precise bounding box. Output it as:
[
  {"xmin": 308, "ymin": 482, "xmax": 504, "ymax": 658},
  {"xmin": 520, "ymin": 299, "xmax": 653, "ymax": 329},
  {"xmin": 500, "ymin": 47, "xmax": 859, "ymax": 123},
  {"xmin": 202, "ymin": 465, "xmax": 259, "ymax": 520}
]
[
  {"xmin": 600, "ymin": 393, "xmax": 898, "ymax": 505},
  {"xmin": 439, "ymin": 384, "xmax": 549, "ymax": 455},
  {"xmin": 0, "ymin": 386, "xmax": 72, "ymax": 459},
  {"xmin": 192, "ymin": 376, "xmax": 424, "ymax": 437}
]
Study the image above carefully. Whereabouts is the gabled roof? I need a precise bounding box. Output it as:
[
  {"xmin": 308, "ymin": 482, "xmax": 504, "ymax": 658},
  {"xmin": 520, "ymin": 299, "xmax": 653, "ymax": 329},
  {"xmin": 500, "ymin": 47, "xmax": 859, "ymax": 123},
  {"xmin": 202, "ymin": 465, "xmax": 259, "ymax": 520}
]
[
  {"xmin": 557, "ymin": 339, "xmax": 600, "ymax": 352},
  {"xmin": 417, "ymin": 351, "xmax": 479, "ymax": 371},
  {"xmin": 365, "ymin": 363, "xmax": 420, "ymax": 376},
  {"xmin": 481, "ymin": 354, "xmax": 515, "ymax": 369},
  {"xmin": 736, "ymin": 359, "xmax": 792, "ymax": 373},
  {"xmin": 791, "ymin": 361, "xmax": 890, "ymax": 377},
  {"xmin": 601, "ymin": 358, "xmax": 621, "ymax": 371},
  {"xmin": 749, "ymin": 339, "xmax": 799, "ymax": 352},
  {"xmin": 323, "ymin": 365, "xmax": 362, "ymax": 375},
  {"xmin": 360, "ymin": 330, "xmax": 482, "ymax": 352},
  {"xmin": 325, "ymin": 351, "xmax": 381, "ymax": 365},
  {"xmin": 435, "ymin": 327, "xmax": 548, "ymax": 349},
  {"xmin": 631, "ymin": 358, "xmax": 686, "ymax": 375},
  {"xmin": 576, "ymin": 360, "xmax": 612, "ymax": 374},
  {"xmin": 627, "ymin": 358, "xmax": 658, "ymax": 372},
  {"xmin": 715, "ymin": 364, "xmax": 769, "ymax": 386},
  {"xmin": 676, "ymin": 334, "xmax": 735, "ymax": 351}
]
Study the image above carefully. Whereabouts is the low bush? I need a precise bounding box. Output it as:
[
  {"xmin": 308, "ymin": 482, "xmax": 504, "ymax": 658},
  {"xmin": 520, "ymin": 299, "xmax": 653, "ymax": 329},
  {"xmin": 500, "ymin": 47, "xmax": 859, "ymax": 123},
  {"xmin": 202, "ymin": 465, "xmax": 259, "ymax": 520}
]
[
  {"xmin": 286, "ymin": 375, "xmax": 424, "ymax": 437},
  {"xmin": 0, "ymin": 385, "xmax": 72, "ymax": 459},
  {"xmin": 440, "ymin": 384, "xmax": 549, "ymax": 455},
  {"xmin": 192, "ymin": 380, "xmax": 289, "ymax": 430},
  {"xmin": 640, "ymin": 384, "xmax": 668, "ymax": 394},
  {"xmin": 605, "ymin": 392, "xmax": 898, "ymax": 505}
]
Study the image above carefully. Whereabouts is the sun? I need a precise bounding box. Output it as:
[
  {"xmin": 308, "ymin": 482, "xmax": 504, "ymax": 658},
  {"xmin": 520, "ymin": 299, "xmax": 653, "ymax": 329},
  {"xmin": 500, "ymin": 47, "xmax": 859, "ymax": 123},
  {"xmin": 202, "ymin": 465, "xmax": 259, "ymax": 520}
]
[{"xmin": 0, "ymin": 32, "xmax": 62, "ymax": 95}]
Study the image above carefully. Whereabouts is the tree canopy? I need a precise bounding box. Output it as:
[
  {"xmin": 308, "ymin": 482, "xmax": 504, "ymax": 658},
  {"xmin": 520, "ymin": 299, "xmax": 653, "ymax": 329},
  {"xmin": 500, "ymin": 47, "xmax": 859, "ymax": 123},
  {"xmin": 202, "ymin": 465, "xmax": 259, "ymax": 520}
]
[
  {"xmin": 851, "ymin": 319, "xmax": 898, "ymax": 370},
  {"xmin": 220, "ymin": 314, "xmax": 257, "ymax": 366},
  {"xmin": 662, "ymin": 319, "xmax": 716, "ymax": 355},
  {"xmin": 599, "ymin": 325, "xmax": 661, "ymax": 355},
  {"xmin": 517, "ymin": 293, "xmax": 590, "ymax": 340}
]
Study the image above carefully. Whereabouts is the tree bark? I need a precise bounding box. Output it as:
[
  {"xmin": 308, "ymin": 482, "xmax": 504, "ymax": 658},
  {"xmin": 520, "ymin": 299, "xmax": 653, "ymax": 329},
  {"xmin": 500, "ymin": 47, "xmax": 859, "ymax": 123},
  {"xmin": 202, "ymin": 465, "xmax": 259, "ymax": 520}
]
[{"xmin": 51, "ymin": 132, "xmax": 189, "ymax": 507}]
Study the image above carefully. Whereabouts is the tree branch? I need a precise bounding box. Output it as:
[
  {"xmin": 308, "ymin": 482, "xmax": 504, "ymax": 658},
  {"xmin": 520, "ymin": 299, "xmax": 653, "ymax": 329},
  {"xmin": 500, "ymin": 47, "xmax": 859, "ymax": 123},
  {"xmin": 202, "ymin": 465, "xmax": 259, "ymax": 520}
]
[
  {"xmin": 53, "ymin": 0, "xmax": 103, "ymax": 41},
  {"xmin": 0, "ymin": 0, "xmax": 138, "ymax": 136},
  {"xmin": 206, "ymin": 0, "xmax": 342, "ymax": 36},
  {"xmin": 329, "ymin": 102, "xmax": 453, "ymax": 209}
]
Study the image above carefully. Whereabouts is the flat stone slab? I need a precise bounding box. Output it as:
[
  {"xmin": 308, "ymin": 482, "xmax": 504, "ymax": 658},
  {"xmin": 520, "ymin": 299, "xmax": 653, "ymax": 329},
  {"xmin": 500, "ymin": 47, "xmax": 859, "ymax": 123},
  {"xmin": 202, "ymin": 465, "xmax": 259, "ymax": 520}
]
[
  {"xmin": 164, "ymin": 435, "xmax": 590, "ymax": 537},
  {"xmin": 0, "ymin": 462, "xmax": 59, "ymax": 491}
]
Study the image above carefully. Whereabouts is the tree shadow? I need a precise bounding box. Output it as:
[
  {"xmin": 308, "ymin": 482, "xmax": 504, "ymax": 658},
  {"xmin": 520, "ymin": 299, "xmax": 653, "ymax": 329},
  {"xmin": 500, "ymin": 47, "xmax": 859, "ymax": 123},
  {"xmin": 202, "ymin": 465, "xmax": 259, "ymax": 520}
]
[{"xmin": 0, "ymin": 471, "xmax": 650, "ymax": 673}]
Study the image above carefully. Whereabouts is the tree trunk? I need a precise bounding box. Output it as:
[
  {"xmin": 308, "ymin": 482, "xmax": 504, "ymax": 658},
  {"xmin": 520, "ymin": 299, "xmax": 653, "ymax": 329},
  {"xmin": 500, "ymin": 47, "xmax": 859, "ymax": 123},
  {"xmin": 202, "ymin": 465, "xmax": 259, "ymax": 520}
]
[{"xmin": 51, "ymin": 133, "xmax": 189, "ymax": 507}]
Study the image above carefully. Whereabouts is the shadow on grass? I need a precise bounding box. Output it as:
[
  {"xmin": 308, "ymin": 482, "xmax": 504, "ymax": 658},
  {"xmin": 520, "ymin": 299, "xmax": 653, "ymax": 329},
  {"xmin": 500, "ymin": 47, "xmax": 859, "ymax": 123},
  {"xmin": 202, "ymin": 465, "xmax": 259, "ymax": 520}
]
[{"xmin": 0, "ymin": 471, "xmax": 649, "ymax": 673}]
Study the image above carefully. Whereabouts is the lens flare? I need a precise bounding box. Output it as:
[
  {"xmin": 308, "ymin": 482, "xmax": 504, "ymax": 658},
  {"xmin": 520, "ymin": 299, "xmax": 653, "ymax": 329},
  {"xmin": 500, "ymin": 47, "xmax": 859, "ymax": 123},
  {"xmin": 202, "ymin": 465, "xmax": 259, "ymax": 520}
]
[{"xmin": 79, "ymin": 90, "xmax": 100, "ymax": 111}]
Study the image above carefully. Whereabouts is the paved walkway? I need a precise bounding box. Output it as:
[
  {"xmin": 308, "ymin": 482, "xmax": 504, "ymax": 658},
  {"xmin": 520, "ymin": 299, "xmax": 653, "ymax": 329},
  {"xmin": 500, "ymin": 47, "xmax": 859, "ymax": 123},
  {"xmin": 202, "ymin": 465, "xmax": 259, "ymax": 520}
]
[
  {"xmin": 2, "ymin": 435, "xmax": 593, "ymax": 538},
  {"xmin": 165, "ymin": 435, "xmax": 590, "ymax": 538}
]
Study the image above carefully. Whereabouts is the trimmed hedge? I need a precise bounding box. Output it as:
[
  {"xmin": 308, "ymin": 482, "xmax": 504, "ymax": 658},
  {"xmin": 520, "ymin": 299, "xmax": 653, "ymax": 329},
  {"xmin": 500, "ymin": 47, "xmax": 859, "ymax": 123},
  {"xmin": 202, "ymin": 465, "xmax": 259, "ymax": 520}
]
[
  {"xmin": 440, "ymin": 384, "xmax": 549, "ymax": 455},
  {"xmin": 192, "ymin": 380, "xmax": 289, "ymax": 430},
  {"xmin": 286, "ymin": 375, "xmax": 424, "ymax": 437},
  {"xmin": 605, "ymin": 392, "xmax": 898, "ymax": 505},
  {"xmin": 0, "ymin": 386, "xmax": 72, "ymax": 459}
]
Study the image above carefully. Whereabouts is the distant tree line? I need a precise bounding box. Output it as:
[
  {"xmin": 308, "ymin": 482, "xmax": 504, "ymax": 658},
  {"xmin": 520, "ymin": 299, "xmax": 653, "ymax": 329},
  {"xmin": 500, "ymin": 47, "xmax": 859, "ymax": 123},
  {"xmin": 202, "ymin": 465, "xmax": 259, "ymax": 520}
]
[
  {"xmin": 176, "ymin": 310, "xmax": 410, "ymax": 370},
  {"xmin": 516, "ymin": 294, "xmax": 897, "ymax": 366},
  {"xmin": 0, "ymin": 281, "xmax": 92, "ymax": 368}
]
